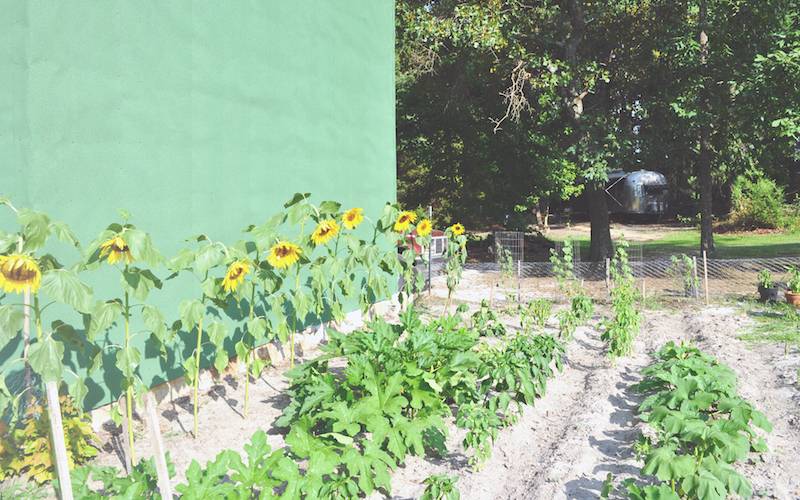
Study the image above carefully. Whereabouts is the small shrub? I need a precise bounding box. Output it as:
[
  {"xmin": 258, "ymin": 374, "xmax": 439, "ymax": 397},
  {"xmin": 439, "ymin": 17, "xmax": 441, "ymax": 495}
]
[
  {"xmin": 730, "ymin": 173, "xmax": 786, "ymax": 229},
  {"xmin": 758, "ymin": 269, "xmax": 774, "ymax": 289},
  {"xmin": 786, "ymin": 266, "xmax": 800, "ymax": 293},
  {"xmin": 520, "ymin": 299, "xmax": 551, "ymax": 332}
]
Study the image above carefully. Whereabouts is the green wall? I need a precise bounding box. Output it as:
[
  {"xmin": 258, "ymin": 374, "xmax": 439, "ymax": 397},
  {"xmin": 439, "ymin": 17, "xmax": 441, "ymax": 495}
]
[{"xmin": 0, "ymin": 1, "xmax": 396, "ymax": 408}]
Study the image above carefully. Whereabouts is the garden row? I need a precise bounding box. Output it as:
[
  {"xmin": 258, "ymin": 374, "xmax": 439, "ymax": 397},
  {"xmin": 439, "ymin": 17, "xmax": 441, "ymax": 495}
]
[
  {"xmin": 0, "ymin": 193, "xmax": 466, "ymax": 497},
  {"xmin": 71, "ymin": 298, "xmax": 594, "ymax": 499}
]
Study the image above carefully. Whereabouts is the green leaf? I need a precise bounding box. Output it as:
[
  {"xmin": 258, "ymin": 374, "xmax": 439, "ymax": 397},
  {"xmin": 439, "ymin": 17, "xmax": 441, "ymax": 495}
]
[
  {"xmin": 18, "ymin": 209, "xmax": 51, "ymax": 251},
  {"xmin": 122, "ymin": 267, "xmax": 162, "ymax": 301},
  {"xmin": 318, "ymin": 201, "xmax": 342, "ymax": 215},
  {"xmin": 29, "ymin": 335, "xmax": 65, "ymax": 382},
  {"xmin": 87, "ymin": 300, "xmax": 123, "ymax": 340},
  {"xmin": 247, "ymin": 317, "xmax": 268, "ymax": 342},
  {"xmin": 179, "ymin": 299, "xmax": 205, "ymax": 329},
  {"xmin": 168, "ymin": 248, "xmax": 196, "ymax": 272},
  {"xmin": 0, "ymin": 304, "xmax": 24, "ymax": 345},
  {"xmin": 142, "ymin": 304, "xmax": 171, "ymax": 351},
  {"xmin": 124, "ymin": 229, "xmax": 162, "ymax": 267},
  {"xmin": 283, "ymin": 192, "xmax": 310, "ymax": 208},
  {"xmin": 40, "ymin": 268, "xmax": 94, "ymax": 313},
  {"xmin": 116, "ymin": 345, "xmax": 142, "ymax": 380},
  {"xmin": 206, "ymin": 321, "xmax": 228, "ymax": 347},
  {"xmin": 213, "ymin": 350, "xmax": 229, "ymax": 372},
  {"xmin": 49, "ymin": 221, "xmax": 80, "ymax": 248},
  {"xmin": 183, "ymin": 356, "xmax": 197, "ymax": 385},
  {"xmin": 69, "ymin": 376, "xmax": 89, "ymax": 408},
  {"xmin": 194, "ymin": 244, "xmax": 225, "ymax": 276}
]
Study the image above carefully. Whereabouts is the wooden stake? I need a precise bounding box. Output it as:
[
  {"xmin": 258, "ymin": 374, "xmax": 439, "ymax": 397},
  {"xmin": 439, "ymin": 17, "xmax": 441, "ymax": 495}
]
[
  {"xmin": 605, "ymin": 258, "xmax": 611, "ymax": 290},
  {"xmin": 45, "ymin": 381, "xmax": 74, "ymax": 500},
  {"xmin": 119, "ymin": 396, "xmax": 133, "ymax": 472},
  {"xmin": 702, "ymin": 250, "xmax": 710, "ymax": 305},
  {"xmin": 642, "ymin": 278, "xmax": 646, "ymax": 299},
  {"xmin": 692, "ymin": 256, "xmax": 700, "ymax": 299},
  {"xmin": 144, "ymin": 392, "xmax": 173, "ymax": 499},
  {"xmin": 517, "ymin": 260, "xmax": 522, "ymax": 305}
]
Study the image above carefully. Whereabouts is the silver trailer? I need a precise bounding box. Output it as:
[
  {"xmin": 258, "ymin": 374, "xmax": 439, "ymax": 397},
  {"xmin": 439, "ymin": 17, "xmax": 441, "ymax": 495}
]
[{"xmin": 606, "ymin": 169, "xmax": 668, "ymax": 216}]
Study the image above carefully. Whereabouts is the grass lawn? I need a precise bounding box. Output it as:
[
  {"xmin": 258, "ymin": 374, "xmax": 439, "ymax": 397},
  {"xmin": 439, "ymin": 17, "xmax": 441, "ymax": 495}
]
[{"xmin": 563, "ymin": 229, "xmax": 800, "ymax": 259}]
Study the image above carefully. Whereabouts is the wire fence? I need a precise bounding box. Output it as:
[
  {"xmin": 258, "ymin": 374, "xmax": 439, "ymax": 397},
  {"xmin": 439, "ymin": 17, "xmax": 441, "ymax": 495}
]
[{"xmin": 427, "ymin": 256, "xmax": 800, "ymax": 304}]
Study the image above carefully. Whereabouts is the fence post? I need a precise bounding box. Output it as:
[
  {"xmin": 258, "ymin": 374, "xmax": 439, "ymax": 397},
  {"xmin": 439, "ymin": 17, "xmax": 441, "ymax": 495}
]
[
  {"xmin": 605, "ymin": 258, "xmax": 611, "ymax": 292},
  {"xmin": 702, "ymin": 251, "xmax": 710, "ymax": 305},
  {"xmin": 692, "ymin": 256, "xmax": 700, "ymax": 299},
  {"xmin": 119, "ymin": 396, "xmax": 133, "ymax": 472},
  {"xmin": 144, "ymin": 392, "xmax": 173, "ymax": 499}
]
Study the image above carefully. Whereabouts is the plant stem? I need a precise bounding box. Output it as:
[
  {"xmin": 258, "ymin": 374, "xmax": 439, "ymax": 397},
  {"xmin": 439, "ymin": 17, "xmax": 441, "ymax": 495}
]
[
  {"xmin": 123, "ymin": 289, "xmax": 136, "ymax": 464},
  {"xmin": 193, "ymin": 315, "xmax": 203, "ymax": 439},
  {"xmin": 244, "ymin": 283, "xmax": 256, "ymax": 417},
  {"xmin": 290, "ymin": 267, "xmax": 300, "ymax": 368}
]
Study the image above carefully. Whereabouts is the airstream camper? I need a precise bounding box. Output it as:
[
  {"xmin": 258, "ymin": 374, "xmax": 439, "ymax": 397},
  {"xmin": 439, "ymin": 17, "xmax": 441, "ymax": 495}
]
[{"xmin": 606, "ymin": 169, "xmax": 668, "ymax": 217}]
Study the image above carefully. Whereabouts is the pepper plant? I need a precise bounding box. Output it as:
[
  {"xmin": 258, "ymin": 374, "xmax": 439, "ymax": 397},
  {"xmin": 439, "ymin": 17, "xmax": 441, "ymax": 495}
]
[{"xmin": 84, "ymin": 214, "xmax": 164, "ymax": 462}]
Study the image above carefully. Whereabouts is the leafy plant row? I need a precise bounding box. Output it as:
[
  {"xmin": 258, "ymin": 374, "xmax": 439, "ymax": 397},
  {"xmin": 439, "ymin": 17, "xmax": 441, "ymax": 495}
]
[
  {"xmin": 72, "ymin": 307, "xmax": 565, "ymax": 498},
  {"xmin": 602, "ymin": 241, "xmax": 641, "ymax": 359},
  {"xmin": 625, "ymin": 341, "xmax": 772, "ymax": 500}
]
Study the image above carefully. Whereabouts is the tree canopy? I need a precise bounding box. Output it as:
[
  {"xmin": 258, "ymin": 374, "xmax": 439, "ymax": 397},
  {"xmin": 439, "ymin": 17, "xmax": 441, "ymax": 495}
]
[{"xmin": 396, "ymin": 0, "xmax": 800, "ymax": 259}]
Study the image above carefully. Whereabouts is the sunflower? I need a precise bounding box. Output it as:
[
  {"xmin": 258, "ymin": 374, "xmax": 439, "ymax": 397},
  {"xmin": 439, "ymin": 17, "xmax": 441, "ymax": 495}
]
[
  {"xmin": 267, "ymin": 241, "xmax": 302, "ymax": 269},
  {"xmin": 311, "ymin": 219, "xmax": 339, "ymax": 246},
  {"xmin": 450, "ymin": 223, "xmax": 465, "ymax": 236},
  {"xmin": 416, "ymin": 219, "xmax": 432, "ymax": 237},
  {"xmin": 0, "ymin": 254, "xmax": 42, "ymax": 294},
  {"xmin": 222, "ymin": 260, "xmax": 250, "ymax": 293},
  {"xmin": 99, "ymin": 235, "xmax": 133, "ymax": 265},
  {"xmin": 342, "ymin": 208, "xmax": 364, "ymax": 230},
  {"xmin": 393, "ymin": 211, "xmax": 418, "ymax": 232}
]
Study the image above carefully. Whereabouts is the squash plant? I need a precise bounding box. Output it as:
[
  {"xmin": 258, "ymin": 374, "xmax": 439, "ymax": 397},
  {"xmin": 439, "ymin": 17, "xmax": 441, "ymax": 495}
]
[
  {"xmin": 84, "ymin": 214, "xmax": 164, "ymax": 462},
  {"xmin": 168, "ymin": 235, "xmax": 230, "ymax": 438}
]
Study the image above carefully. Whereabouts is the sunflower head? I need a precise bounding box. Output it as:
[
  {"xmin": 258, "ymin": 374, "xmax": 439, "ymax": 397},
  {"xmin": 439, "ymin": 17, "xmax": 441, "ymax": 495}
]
[
  {"xmin": 416, "ymin": 219, "xmax": 432, "ymax": 237},
  {"xmin": 311, "ymin": 219, "xmax": 340, "ymax": 246},
  {"xmin": 99, "ymin": 235, "xmax": 134, "ymax": 265},
  {"xmin": 450, "ymin": 223, "xmax": 465, "ymax": 236},
  {"xmin": 0, "ymin": 254, "xmax": 42, "ymax": 294},
  {"xmin": 342, "ymin": 208, "xmax": 364, "ymax": 230},
  {"xmin": 222, "ymin": 260, "xmax": 250, "ymax": 293},
  {"xmin": 393, "ymin": 211, "xmax": 418, "ymax": 233},
  {"xmin": 267, "ymin": 241, "xmax": 302, "ymax": 269}
]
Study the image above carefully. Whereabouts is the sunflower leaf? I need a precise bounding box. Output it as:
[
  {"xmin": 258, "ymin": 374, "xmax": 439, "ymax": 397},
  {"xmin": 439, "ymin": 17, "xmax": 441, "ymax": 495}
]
[
  {"xmin": 283, "ymin": 192, "xmax": 311, "ymax": 208},
  {"xmin": 28, "ymin": 335, "xmax": 65, "ymax": 382},
  {"xmin": 0, "ymin": 304, "xmax": 24, "ymax": 345},
  {"xmin": 87, "ymin": 300, "xmax": 123, "ymax": 340},
  {"xmin": 247, "ymin": 317, "xmax": 268, "ymax": 342},
  {"xmin": 318, "ymin": 201, "xmax": 342, "ymax": 215},
  {"xmin": 18, "ymin": 209, "xmax": 51, "ymax": 251},
  {"xmin": 142, "ymin": 305, "xmax": 171, "ymax": 354},
  {"xmin": 40, "ymin": 269, "xmax": 94, "ymax": 314},
  {"xmin": 49, "ymin": 221, "xmax": 80, "ymax": 248},
  {"xmin": 122, "ymin": 267, "xmax": 162, "ymax": 301},
  {"xmin": 124, "ymin": 229, "xmax": 162, "ymax": 267},
  {"xmin": 194, "ymin": 244, "xmax": 225, "ymax": 276},
  {"xmin": 0, "ymin": 229, "xmax": 19, "ymax": 253},
  {"xmin": 116, "ymin": 344, "xmax": 142, "ymax": 380},
  {"xmin": 179, "ymin": 299, "xmax": 205, "ymax": 329},
  {"xmin": 207, "ymin": 321, "xmax": 228, "ymax": 347}
]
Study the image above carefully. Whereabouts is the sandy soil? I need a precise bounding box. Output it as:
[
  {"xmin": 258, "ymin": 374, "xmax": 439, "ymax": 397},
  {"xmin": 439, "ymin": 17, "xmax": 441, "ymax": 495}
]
[
  {"xmin": 547, "ymin": 222, "xmax": 689, "ymax": 242},
  {"xmin": 87, "ymin": 274, "xmax": 800, "ymax": 499}
]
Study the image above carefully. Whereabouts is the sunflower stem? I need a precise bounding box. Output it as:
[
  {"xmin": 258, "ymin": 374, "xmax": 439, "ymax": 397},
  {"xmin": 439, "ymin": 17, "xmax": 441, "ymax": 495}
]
[
  {"xmin": 193, "ymin": 315, "xmax": 203, "ymax": 439},
  {"xmin": 244, "ymin": 280, "xmax": 256, "ymax": 418},
  {"xmin": 123, "ymin": 289, "xmax": 136, "ymax": 465}
]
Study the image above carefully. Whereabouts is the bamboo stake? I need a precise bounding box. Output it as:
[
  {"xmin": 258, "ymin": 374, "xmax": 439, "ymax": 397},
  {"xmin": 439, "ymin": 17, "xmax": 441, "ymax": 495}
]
[
  {"xmin": 692, "ymin": 256, "xmax": 700, "ymax": 300},
  {"xmin": 702, "ymin": 250, "xmax": 710, "ymax": 305},
  {"xmin": 144, "ymin": 392, "xmax": 173, "ymax": 499},
  {"xmin": 119, "ymin": 396, "xmax": 133, "ymax": 472},
  {"xmin": 517, "ymin": 260, "xmax": 522, "ymax": 306},
  {"xmin": 605, "ymin": 258, "xmax": 611, "ymax": 291}
]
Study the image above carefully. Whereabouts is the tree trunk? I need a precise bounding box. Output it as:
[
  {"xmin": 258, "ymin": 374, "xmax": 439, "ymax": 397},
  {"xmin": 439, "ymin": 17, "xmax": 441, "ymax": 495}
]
[
  {"xmin": 587, "ymin": 182, "xmax": 614, "ymax": 261},
  {"xmin": 698, "ymin": 0, "xmax": 715, "ymax": 254}
]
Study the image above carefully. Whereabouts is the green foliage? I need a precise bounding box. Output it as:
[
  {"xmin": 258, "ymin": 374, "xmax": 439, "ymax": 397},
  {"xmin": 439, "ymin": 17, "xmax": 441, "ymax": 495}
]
[
  {"xmin": 0, "ymin": 395, "xmax": 98, "ymax": 484},
  {"xmin": 550, "ymin": 241, "xmax": 578, "ymax": 296},
  {"xmin": 669, "ymin": 254, "xmax": 699, "ymax": 297},
  {"xmin": 729, "ymin": 172, "xmax": 787, "ymax": 230},
  {"xmin": 421, "ymin": 474, "xmax": 460, "ymax": 500},
  {"xmin": 602, "ymin": 241, "xmax": 641, "ymax": 359},
  {"xmin": 570, "ymin": 294, "xmax": 594, "ymax": 324},
  {"xmin": 629, "ymin": 341, "xmax": 772, "ymax": 500},
  {"xmin": 470, "ymin": 300, "xmax": 506, "ymax": 337},
  {"xmin": 757, "ymin": 269, "xmax": 774, "ymax": 289},
  {"xmin": 443, "ymin": 226, "xmax": 468, "ymax": 311},
  {"xmin": 786, "ymin": 265, "xmax": 800, "ymax": 293},
  {"xmin": 520, "ymin": 298, "xmax": 551, "ymax": 333},
  {"xmin": 72, "ymin": 454, "xmax": 175, "ymax": 499}
]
